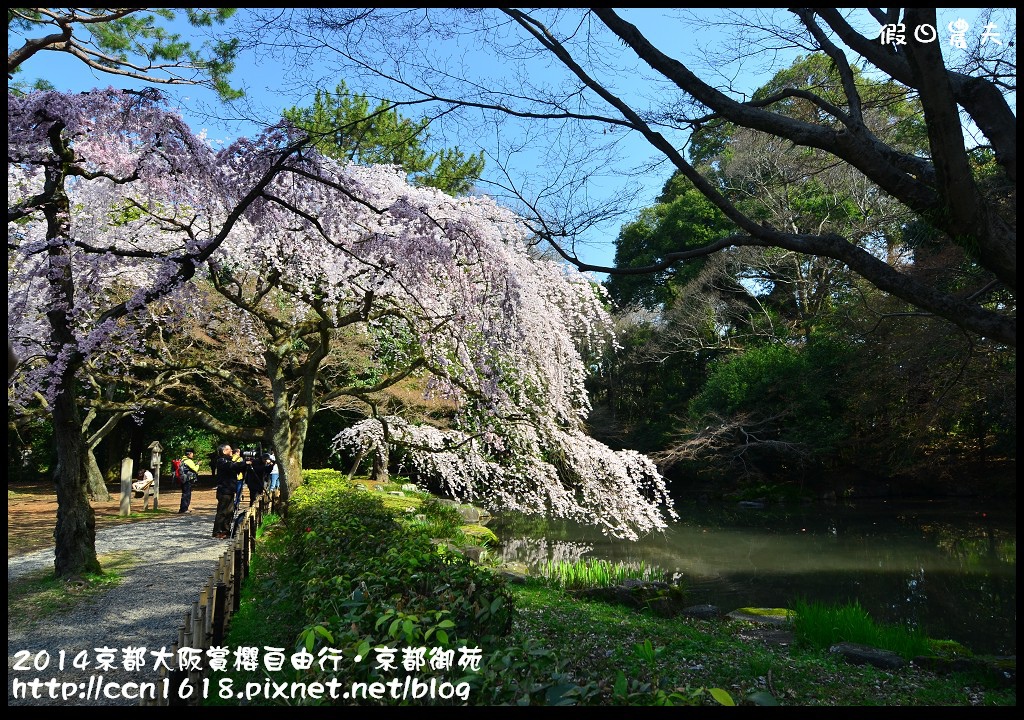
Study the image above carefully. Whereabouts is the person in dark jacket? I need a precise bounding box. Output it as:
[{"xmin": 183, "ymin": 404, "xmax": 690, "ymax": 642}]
[
  {"xmin": 211, "ymin": 443, "xmax": 247, "ymax": 539},
  {"xmin": 242, "ymin": 453, "xmax": 265, "ymax": 506}
]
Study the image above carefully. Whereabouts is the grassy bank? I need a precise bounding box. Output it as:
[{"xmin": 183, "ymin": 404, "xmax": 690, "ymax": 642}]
[
  {"xmin": 211, "ymin": 471, "xmax": 1014, "ymax": 706},
  {"xmin": 8, "ymin": 551, "xmax": 135, "ymax": 630}
]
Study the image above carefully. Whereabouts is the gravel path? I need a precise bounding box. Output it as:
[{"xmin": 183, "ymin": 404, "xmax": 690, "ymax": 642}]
[{"xmin": 8, "ymin": 508, "xmax": 234, "ymax": 706}]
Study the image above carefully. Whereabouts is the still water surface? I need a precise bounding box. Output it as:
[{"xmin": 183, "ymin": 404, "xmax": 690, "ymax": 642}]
[{"xmin": 490, "ymin": 498, "xmax": 1016, "ymax": 656}]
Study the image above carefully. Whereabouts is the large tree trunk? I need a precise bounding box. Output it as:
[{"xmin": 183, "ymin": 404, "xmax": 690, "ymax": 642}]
[
  {"xmin": 370, "ymin": 444, "xmax": 389, "ymax": 483},
  {"xmin": 45, "ymin": 150, "xmax": 100, "ymax": 580},
  {"xmin": 269, "ymin": 410, "xmax": 307, "ymax": 513},
  {"xmin": 52, "ymin": 373, "xmax": 100, "ymax": 579},
  {"xmin": 268, "ymin": 373, "xmax": 311, "ymax": 513},
  {"xmin": 267, "ymin": 324, "xmax": 332, "ymax": 512},
  {"xmin": 370, "ymin": 453, "xmax": 389, "ymax": 483}
]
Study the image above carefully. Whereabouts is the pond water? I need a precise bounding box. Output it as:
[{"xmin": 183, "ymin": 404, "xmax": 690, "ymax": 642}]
[{"xmin": 489, "ymin": 498, "xmax": 1016, "ymax": 657}]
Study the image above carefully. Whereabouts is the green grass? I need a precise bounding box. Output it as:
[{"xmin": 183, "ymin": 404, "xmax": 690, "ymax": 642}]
[
  {"xmin": 217, "ymin": 520, "xmax": 301, "ymax": 658},
  {"xmin": 509, "ymin": 584, "xmax": 1013, "ymax": 706},
  {"xmin": 104, "ymin": 506, "xmax": 179, "ymax": 522},
  {"xmin": 379, "ymin": 493, "xmax": 424, "ymax": 513},
  {"xmin": 790, "ymin": 598, "xmax": 932, "ymax": 659},
  {"xmin": 255, "ymin": 513, "xmax": 281, "ymax": 539},
  {"xmin": 8, "ymin": 551, "xmax": 135, "ymax": 628}
]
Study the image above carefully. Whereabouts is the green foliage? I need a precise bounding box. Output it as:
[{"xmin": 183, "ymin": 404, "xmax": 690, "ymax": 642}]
[
  {"xmin": 8, "ymin": 413, "xmax": 55, "ymax": 481},
  {"xmin": 689, "ymin": 338, "xmax": 854, "ymax": 462},
  {"xmin": 216, "ymin": 518, "xmax": 303, "ymax": 656},
  {"xmin": 281, "ymin": 473, "xmax": 511, "ymax": 656},
  {"xmin": 460, "ymin": 524, "xmax": 499, "ymax": 546},
  {"xmin": 386, "ymin": 488, "xmax": 490, "ymax": 547},
  {"xmin": 416, "ymin": 495, "xmax": 467, "ymax": 538},
  {"xmin": 466, "ymin": 638, "xmax": 603, "ymax": 706},
  {"xmin": 750, "ymin": 52, "xmax": 926, "ymax": 146},
  {"xmin": 9, "ymin": 9, "xmax": 243, "ymax": 100},
  {"xmin": 8, "ymin": 76, "xmax": 56, "ymax": 95},
  {"xmin": 605, "ymin": 177, "xmax": 735, "ymax": 309},
  {"xmin": 255, "ymin": 513, "xmax": 281, "ymax": 539},
  {"xmin": 148, "ymin": 416, "xmax": 218, "ymax": 473},
  {"xmin": 587, "ymin": 309, "xmax": 715, "ymax": 453},
  {"xmin": 609, "ymin": 639, "xmax": 738, "ymax": 706},
  {"xmin": 690, "ymin": 343, "xmax": 797, "ymax": 416},
  {"xmin": 221, "ymin": 474, "xmax": 650, "ymax": 706},
  {"xmin": 791, "ymin": 598, "xmax": 932, "ymax": 660},
  {"xmin": 218, "ymin": 482, "xmax": 1013, "ymax": 706},
  {"xmin": 927, "ymin": 639, "xmax": 974, "ymax": 660},
  {"xmin": 374, "ymin": 607, "xmax": 457, "ymax": 646},
  {"xmin": 283, "ymin": 80, "xmax": 484, "ymax": 194},
  {"xmin": 508, "ymin": 582, "xmax": 1012, "ymax": 706},
  {"xmin": 688, "ymin": 119, "xmax": 734, "ymax": 170},
  {"xmin": 819, "ymin": 286, "xmax": 1016, "ymax": 481},
  {"xmin": 380, "ymin": 493, "xmax": 422, "ymax": 513}
]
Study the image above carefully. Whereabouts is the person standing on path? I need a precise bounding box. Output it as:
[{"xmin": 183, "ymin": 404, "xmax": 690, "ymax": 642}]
[
  {"xmin": 178, "ymin": 448, "xmax": 200, "ymax": 514},
  {"xmin": 211, "ymin": 444, "xmax": 246, "ymax": 539},
  {"xmin": 265, "ymin": 452, "xmax": 280, "ymax": 494},
  {"xmin": 242, "ymin": 453, "xmax": 265, "ymax": 507},
  {"xmin": 232, "ymin": 446, "xmax": 245, "ymax": 513}
]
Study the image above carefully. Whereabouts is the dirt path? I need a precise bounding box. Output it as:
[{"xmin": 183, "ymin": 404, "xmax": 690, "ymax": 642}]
[
  {"xmin": 8, "ymin": 479, "xmax": 223, "ymax": 559},
  {"xmin": 8, "ymin": 493, "xmax": 237, "ymax": 706}
]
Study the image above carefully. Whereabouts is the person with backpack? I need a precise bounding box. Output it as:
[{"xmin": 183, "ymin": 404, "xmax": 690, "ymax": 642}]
[{"xmin": 177, "ymin": 448, "xmax": 200, "ymax": 514}]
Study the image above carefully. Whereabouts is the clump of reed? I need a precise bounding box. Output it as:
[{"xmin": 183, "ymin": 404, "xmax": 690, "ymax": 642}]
[
  {"xmin": 791, "ymin": 598, "xmax": 932, "ymax": 659},
  {"xmin": 539, "ymin": 557, "xmax": 668, "ymax": 591}
]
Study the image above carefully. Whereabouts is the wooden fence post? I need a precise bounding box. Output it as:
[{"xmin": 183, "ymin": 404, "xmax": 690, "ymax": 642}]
[
  {"xmin": 204, "ymin": 579, "xmax": 215, "ymax": 643},
  {"xmin": 212, "ymin": 582, "xmax": 227, "ymax": 645},
  {"xmin": 232, "ymin": 545, "xmax": 243, "ymax": 613},
  {"xmin": 191, "ymin": 600, "xmax": 203, "ymax": 654},
  {"xmin": 241, "ymin": 521, "xmax": 250, "ymax": 579},
  {"xmin": 247, "ymin": 516, "xmax": 257, "ymax": 576}
]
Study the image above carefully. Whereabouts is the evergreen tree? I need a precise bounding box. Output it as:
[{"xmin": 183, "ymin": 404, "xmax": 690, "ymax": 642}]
[{"xmin": 283, "ymin": 81, "xmax": 484, "ymax": 194}]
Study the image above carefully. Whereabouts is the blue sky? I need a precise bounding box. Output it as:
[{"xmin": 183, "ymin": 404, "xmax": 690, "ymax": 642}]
[{"xmin": 9, "ymin": 8, "xmax": 1013, "ymax": 273}]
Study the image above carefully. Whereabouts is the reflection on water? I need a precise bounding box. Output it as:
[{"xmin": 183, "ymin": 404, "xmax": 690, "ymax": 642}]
[
  {"xmin": 491, "ymin": 499, "xmax": 1016, "ymax": 656},
  {"xmin": 500, "ymin": 537, "xmax": 593, "ymax": 565}
]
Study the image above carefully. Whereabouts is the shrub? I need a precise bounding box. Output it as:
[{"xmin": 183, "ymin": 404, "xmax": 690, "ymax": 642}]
[{"xmin": 277, "ymin": 475, "xmax": 512, "ymax": 691}]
